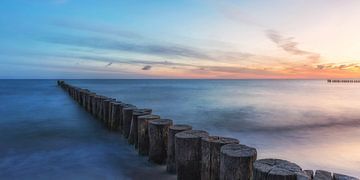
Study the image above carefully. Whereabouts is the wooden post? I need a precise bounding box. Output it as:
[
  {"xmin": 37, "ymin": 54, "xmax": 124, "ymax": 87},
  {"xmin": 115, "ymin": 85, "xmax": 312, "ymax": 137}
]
[
  {"xmin": 108, "ymin": 101, "xmax": 118, "ymax": 128},
  {"xmin": 91, "ymin": 96, "xmax": 99, "ymax": 116},
  {"xmin": 253, "ymin": 159, "xmax": 307, "ymax": 180},
  {"xmin": 219, "ymin": 144, "xmax": 257, "ymax": 180},
  {"xmin": 201, "ymin": 136, "xmax": 239, "ymax": 180},
  {"xmin": 102, "ymin": 99, "xmax": 110, "ymax": 123},
  {"xmin": 148, "ymin": 119, "xmax": 173, "ymax": 164},
  {"xmin": 314, "ymin": 170, "xmax": 332, "ymax": 180},
  {"xmin": 137, "ymin": 114, "xmax": 160, "ymax": 156},
  {"xmin": 109, "ymin": 102, "xmax": 123, "ymax": 131},
  {"xmin": 87, "ymin": 93, "xmax": 95, "ymax": 112},
  {"xmin": 118, "ymin": 104, "xmax": 135, "ymax": 134},
  {"xmin": 166, "ymin": 124, "xmax": 192, "ymax": 173},
  {"xmin": 129, "ymin": 109, "xmax": 152, "ymax": 146},
  {"xmin": 333, "ymin": 173, "xmax": 358, "ymax": 180},
  {"xmin": 122, "ymin": 106, "xmax": 138, "ymax": 138},
  {"xmin": 97, "ymin": 96, "xmax": 106, "ymax": 120},
  {"xmin": 175, "ymin": 130, "xmax": 209, "ymax": 180},
  {"xmin": 304, "ymin": 170, "xmax": 314, "ymax": 179}
]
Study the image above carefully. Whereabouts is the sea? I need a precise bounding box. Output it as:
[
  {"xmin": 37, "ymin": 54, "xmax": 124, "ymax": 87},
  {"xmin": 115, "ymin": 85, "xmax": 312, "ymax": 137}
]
[{"xmin": 0, "ymin": 79, "xmax": 359, "ymax": 179}]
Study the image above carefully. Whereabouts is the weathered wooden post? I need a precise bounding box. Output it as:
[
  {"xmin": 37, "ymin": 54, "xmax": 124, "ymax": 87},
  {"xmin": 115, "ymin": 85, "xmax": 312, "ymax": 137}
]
[
  {"xmin": 91, "ymin": 96, "xmax": 99, "ymax": 116},
  {"xmin": 175, "ymin": 130, "xmax": 209, "ymax": 180},
  {"xmin": 253, "ymin": 159, "xmax": 308, "ymax": 180},
  {"xmin": 166, "ymin": 124, "xmax": 192, "ymax": 173},
  {"xmin": 81, "ymin": 90, "xmax": 89, "ymax": 108},
  {"xmin": 108, "ymin": 101, "xmax": 118, "ymax": 128},
  {"xmin": 102, "ymin": 99, "xmax": 110, "ymax": 123},
  {"xmin": 109, "ymin": 102, "xmax": 123, "ymax": 131},
  {"xmin": 201, "ymin": 136, "xmax": 239, "ymax": 180},
  {"xmin": 122, "ymin": 106, "xmax": 138, "ymax": 138},
  {"xmin": 87, "ymin": 93, "xmax": 95, "ymax": 112},
  {"xmin": 148, "ymin": 119, "xmax": 173, "ymax": 164},
  {"xmin": 128, "ymin": 109, "xmax": 152, "ymax": 146},
  {"xmin": 137, "ymin": 114, "xmax": 161, "ymax": 156},
  {"xmin": 333, "ymin": 173, "xmax": 358, "ymax": 180},
  {"xmin": 97, "ymin": 96, "xmax": 105, "ymax": 120},
  {"xmin": 314, "ymin": 170, "xmax": 332, "ymax": 180},
  {"xmin": 118, "ymin": 103, "xmax": 134, "ymax": 133},
  {"xmin": 219, "ymin": 144, "xmax": 257, "ymax": 180}
]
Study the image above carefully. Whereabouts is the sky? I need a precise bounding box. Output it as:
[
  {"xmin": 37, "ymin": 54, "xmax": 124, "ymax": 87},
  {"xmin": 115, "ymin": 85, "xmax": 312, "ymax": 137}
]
[{"xmin": 1, "ymin": 0, "xmax": 360, "ymax": 79}]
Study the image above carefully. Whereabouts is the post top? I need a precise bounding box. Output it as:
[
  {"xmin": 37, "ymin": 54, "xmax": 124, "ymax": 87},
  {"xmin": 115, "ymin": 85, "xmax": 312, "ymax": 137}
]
[
  {"xmin": 133, "ymin": 108, "xmax": 152, "ymax": 116},
  {"xmin": 175, "ymin": 130, "xmax": 209, "ymax": 139},
  {"xmin": 138, "ymin": 114, "xmax": 160, "ymax": 120},
  {"xmin": 333, "ymin": 173, "xmax": 358, "ymax": 180},
  {"xmin": 254, "ymin": 159, "xmax": 303, "ymax": 177},
  {"xmin": 170, "ymin": 124, "xmax": 192, "ymax": 131},
  {"xmin": 123, "ymin": 106, "xmax": 137, "ymax": 111},
  {"xmin": 221, "ymin": 144, "xmax": 256, "ymax": 157},
  {"xmin": 202, "ymin": 136, "xmax": 239, "ymax": 145},
  {"xmin": 149, "ymin": 119, "xmax": 173, "ymax": 125}
]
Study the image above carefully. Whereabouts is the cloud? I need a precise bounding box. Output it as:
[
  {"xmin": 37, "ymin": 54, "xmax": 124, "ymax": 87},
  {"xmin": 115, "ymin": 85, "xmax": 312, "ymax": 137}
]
[
  {"xmin": 41, "ymin": 35, "xmax": 213, "ymax": 60},
  {"xmin": 266, "ymin": 30, "xmax": 320, "ymax": 62},
  {"xmin": 142, "ymin": 65, "xmax": 152, "ymax": 70},
  {"xmin": 316, "ymin": 63, "xmax": 360, "ymax": 70},
  {"xmin": 105, "ymin": 62, "xmax": 113, "ymax": 67}
]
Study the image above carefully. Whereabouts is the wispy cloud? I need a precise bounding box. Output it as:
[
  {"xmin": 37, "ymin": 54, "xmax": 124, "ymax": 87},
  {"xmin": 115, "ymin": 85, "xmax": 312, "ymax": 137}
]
[
  {"xmin": 316, "ymin": 63, "xmax": 360, "ymax": 70},
  {"xmin": 105, "ymin": 62, "xmax": 113, "ymax": 67},
  {"xmin": 142, "ymin": 65, "xmax": 152, "ymax": 70},
  {"xmin": 40, "ymin": 34, "xmax": 213, "ymax": 60},
  {"xmin": 266, "ymin": 29, "xmax": 320, "ymax": 62}
]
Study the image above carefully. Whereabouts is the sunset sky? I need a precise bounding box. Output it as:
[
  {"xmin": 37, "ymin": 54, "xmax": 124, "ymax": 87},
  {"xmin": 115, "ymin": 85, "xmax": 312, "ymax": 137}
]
[{"xmin": 1, "ymin": 0, "xmax": 360, "ymax": 79}]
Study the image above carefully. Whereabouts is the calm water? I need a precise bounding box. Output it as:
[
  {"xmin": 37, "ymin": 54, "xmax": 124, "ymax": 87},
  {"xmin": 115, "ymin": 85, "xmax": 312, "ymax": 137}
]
[{"xmin": 0, "ymin": 79, "xmax": 359, "ymax": 179}]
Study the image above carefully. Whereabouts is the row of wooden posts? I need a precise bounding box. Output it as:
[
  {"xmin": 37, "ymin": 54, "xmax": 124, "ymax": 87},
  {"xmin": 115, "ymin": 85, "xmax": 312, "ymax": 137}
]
[
  {"xmin": 327, "ymin": 79, "xmax": 360, "ymax": 83},
  {"xmin": 57, "ymin": 80, "xmax": 358, "ymax": 180}
]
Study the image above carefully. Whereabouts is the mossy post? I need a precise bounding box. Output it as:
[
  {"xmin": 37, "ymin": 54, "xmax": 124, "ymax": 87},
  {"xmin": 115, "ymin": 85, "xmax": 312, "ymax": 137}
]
[
  {"xmin": 219, "ymin": 144, "xmax": 257, "ymax": 180},
  {"xmin": 137, "ymin": 114, "xmax": 160, "ymax": 156},
  {"xmin": 122, "ymin": 106, "xmax": 138, "ymax": 138},
  {"xmin": 148, "ymin": 119, "xmax": 173, "ymax": 164},
  {"xmin": 128, "ymin": 109, "xmax": 152, "ymax": 146},
  {"xmin": 175, "ymin": 130, "xmax": 209, "ymax": 180},
  {"xmin": 166, "ymin": 124, "xmax": 192, "ymax": 173},
  {"xmin": 201, "ymin": 136, "xmax": 239, "ymax": 180},
  {"xmin": 253, "ymin": 159, "xmax": 308, "ymax": 180}
]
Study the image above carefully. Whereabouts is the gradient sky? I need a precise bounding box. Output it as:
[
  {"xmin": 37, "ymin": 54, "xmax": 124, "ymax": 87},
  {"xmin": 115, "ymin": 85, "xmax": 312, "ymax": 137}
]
[{"xmin": 1, "ymin": 0, "xmax": 360, "ymax": 79}]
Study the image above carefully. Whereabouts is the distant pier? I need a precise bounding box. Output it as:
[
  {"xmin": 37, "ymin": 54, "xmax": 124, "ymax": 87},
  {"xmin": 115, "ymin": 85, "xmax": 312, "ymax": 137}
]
[
  {"xmin": 57, "ymin": 80, "xmax": 359, "ymax": 180},
  {"xmin": 327, "ymin": 79, "xmax": 360, "ymax": 83}
]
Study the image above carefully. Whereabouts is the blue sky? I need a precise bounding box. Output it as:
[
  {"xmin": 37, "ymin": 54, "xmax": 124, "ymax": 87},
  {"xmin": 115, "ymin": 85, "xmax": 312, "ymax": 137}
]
[{"xmin": 1, "ymin": 0, "xmax": 360, "ymax": 79}]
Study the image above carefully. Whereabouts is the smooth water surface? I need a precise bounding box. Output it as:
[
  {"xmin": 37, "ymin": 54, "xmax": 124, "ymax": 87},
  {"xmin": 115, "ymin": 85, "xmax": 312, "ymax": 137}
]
[{"xmin": 1, "ymin": 79, "xmax": 359, "ymax": 179}]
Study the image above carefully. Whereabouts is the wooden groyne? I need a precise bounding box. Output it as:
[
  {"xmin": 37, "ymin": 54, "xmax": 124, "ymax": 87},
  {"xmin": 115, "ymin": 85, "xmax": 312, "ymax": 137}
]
[
  {"xmin": 327, "ymin": 79, "xmax": 360, "ymax": 83},
  {"xmin": 57, "ymin": 80, "xmax": 359, "ymax": 180}
]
